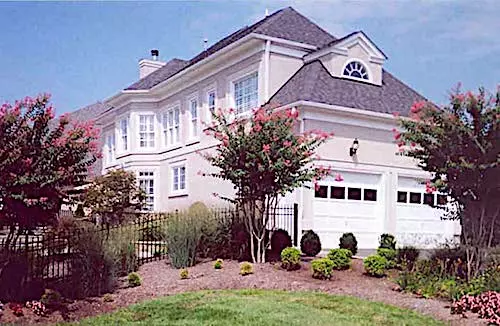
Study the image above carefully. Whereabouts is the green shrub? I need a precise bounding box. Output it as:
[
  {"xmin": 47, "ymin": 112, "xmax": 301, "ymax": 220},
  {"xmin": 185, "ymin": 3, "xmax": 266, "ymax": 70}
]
[
  {"xmin": 127, "ymin": 272, "xmax": 141, "ymax": 287},
  {"xmin": 327, "ymin": 249, "xmax": 352, "ymax": 270},
  {"xmin": 103, "ymin": 293, "xmax": 114, "ymax": 302},
  {"xmin": 139, "ymin": 215, "xmax": 167, "ymax": 241},
  {"xmin": 280, "ymin": 247, "xmax": 301, "ymax": 271},
  {"xmin": 198, "ymin": 211, "xmax": 233, "ymax": 259},
  {"xmin": 180, "ymin": 269, "xmax": 189, "ymax": 279},
  {"xmin": 339, "ymin": 233, "xmax": 358, "ymax": 256},
  {"xmin": 214, "ymin": 259, "xmax": 223, "ymax": 270},
  {"xmin": 107, "ymin": 226, "xmax": 138, "ymax": 276},
  {"xmin": 240, "ymin": 262, "xmax": 254, "ymax": 276},
  {"xmin": 377, "ymin": 248, "xmax": 397, "ymax": 268},
  {"xmin": 396, "ymin": 246, "xmax": 420, "ymax": 266},
  {"xmin": 163, "ymin": 210, "xmax": 203, "ymax": 268},
  {"xmin": 364, "ymin": 255, "xmax": 387, "ymax": 277},
  {"xmin": 271, "ymin": 229, "xmax": 292, "ymax": 257},
  {"xmin": 379, "ymin": 233, "xmax": 396, "ymax": 250},
  {"xmin": 300, "ymin": 230, "xmax": 321, "ymax": 257},
  {"xmin": 311, "ymin": 258, "xmax": 334, "ymax": 280},
  {"xmin": 40, "ymin": 289, "xmax": 64, "ymax": 310}
]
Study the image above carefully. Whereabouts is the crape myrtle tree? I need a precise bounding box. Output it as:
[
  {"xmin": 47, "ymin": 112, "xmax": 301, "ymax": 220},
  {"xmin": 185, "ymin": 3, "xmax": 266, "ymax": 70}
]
[
  {"xmin": 0, "ymin": 94, "xmax": 100, "ymax": 249},
  {"xmin": 83, "ymin": 169, "xmax": 146, "ymax": 225},
  {"xmin": 202, "ymin": 105, "xmax": 333, "ymax": 263},
  {"xmin": 395, "ymin": 86, "xmax": 499, "ymax": 278}
]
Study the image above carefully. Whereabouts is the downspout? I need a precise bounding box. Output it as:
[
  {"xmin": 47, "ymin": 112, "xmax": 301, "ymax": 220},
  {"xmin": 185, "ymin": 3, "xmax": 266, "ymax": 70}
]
[
  {"xmin": 264, "ymin": 40, "xmax": 271, "ymax": 102},
  {"xmin": 298, "ymin": 112, "xmax": 305, "ymax": 243}
]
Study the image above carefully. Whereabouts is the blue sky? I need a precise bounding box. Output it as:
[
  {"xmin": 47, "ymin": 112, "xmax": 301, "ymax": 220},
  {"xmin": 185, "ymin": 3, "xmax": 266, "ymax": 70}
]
[{"xmin": 0, "ymin": 1, "xmax": 499, "ymax": 114}]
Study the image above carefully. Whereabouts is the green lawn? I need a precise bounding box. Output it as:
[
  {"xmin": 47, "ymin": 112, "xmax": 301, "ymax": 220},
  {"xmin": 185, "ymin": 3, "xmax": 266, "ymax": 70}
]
[{"xmin": 63, "ymin": 289, "xmax": 444, "ymax": 326}]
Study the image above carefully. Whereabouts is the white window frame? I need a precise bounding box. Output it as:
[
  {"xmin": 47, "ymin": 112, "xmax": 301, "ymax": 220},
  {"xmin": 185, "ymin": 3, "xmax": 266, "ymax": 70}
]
[
  {"xmin": 104, "ymin": 131, "xmax": 115, "ymax": 166},
  {"xmin": 341, "ymin": 58, "xmax": 373, "ymax": 83},
  {"xmin": 117, "ymin": 116, "xmax": 129, "ymax": 153},
  {"xmin": 187, "ymin": 95, "xmax": 199, "ymax": 141},
  {"xmin": 163, "ymin": 105, "xmax": 181, "ymax": 147},
  {"xmin": 137, "ymin": 113, "xmax": 156, "ymax": 149},
  {"xmin": 229, "ymin": 69, "xmax": 259, "ymax": 116},
  {"xmin": 138, "ymin": 171, "xmax": 155, "ymax": 211},
  {"xmin": 205, "ymin": 86, "xmax": 216, "ymax": 122},
  {"xmin": 170, "ymin": 163, "xmax": 187, "ymax": 197}
]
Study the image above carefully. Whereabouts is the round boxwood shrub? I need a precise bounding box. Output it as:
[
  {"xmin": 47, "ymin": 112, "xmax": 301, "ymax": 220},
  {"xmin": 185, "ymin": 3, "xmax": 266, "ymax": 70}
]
[
  {"xmin": 339, "ymin": 233, "xmax": 358, "ymax": 256},
  {"xmin": 300, "ymin": 230, "xmax": 321, "ymax": 257},
  {"xmin": 364, "ymin": 254, "xmax": 388, "ymax": 277},
  {"xmin": 377, "ymin": 248, "xmax": 397, "ymax": 269},
  {"xmin": 280, "ymin": 247, "xmax": 301, "ymax": 271},
  {"xmin": 327, "ymin": 248, "xmax": 352, "ymax": 270},
  {"xmin": 240, "ymin": 262, "xmax": 254, "ymax": 276},
  {"xmin": 271, "ymin": 229, "xmax": 292, "ymax": 257},
  {"xmin": 213, "ymin": 259, "xmax": 223, "ymax": 270},
  {"xmin": 379, "ymin": 233, "xmax": 396, "ymax": 250},
  {"xmin": 127, "ymin": 272, "xmax": 142, "ymax": 287},
  {"xmin": 311, "ymin": 258, "xmax": 334, "ymax": 280},
  {"xmin": 179, "ymin": 268, "xmax": 189, "ymax": 279}
]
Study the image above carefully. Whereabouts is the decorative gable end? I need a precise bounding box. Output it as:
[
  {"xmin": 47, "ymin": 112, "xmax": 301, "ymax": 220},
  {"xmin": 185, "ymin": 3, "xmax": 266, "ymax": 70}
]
[{"xmin": 304, "ymin": 31, "xmax": 386, "ymax": 86}]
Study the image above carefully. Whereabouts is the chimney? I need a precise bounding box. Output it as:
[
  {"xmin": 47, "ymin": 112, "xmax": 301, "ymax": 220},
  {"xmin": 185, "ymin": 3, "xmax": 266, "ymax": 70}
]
[{"xmin": 138, "ymin": 49, "xmax": 166, "ymax": 79}]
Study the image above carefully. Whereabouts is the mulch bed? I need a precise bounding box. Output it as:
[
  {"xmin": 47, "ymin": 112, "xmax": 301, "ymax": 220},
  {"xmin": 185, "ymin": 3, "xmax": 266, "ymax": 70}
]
[{"xmin": 1, "ymin": 258, "xmax": 483, "ymax": 325}]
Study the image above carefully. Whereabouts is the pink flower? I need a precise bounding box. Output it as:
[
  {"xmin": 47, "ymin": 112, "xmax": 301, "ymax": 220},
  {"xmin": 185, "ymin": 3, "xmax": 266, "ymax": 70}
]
[
  {"xmin": 40, "ymin": 197, "xmax": 48, "ymax": 203},
  {"xmin": 283, "ymin": 140, "xmax": 292, "ymax": 147},
  {"xmin": 253, "ymin": 124, "xmax": 262, "ymax": 133},
  {"xmin": 284, "ymin": 160, "xmax": 291, "ymax": 166},
  {"xmin": 262, "ymin": 144, "xmax": 271, "ymax": 153},
  {"xmin": 334, "ymin": 173, "xmax": 344, "ymax": 182},
  {"xmin": 410, "ymin": 101, "xmax": 426, "ymax": 114}
]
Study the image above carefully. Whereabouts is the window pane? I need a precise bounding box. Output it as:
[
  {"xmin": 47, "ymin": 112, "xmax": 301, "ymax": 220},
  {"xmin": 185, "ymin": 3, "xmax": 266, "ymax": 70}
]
[
  {"xmin": 409, "ymin": 192, "xmax": 422, "ymax": 204},
  {"xmin": 364, "ymin": 189, "xmax": 377, "ymax": 201},
  {"xmin": 330, "ymin": 186, "xmax": 345, "ymax": 199},
  {"xmin": 397, "ymin": 191, "xmax": 407, "ymax": 203},
  {"xmin": 234, "ymin": 72, "xmax": 258, "ymax": 114},
  {"xmin": 347, "ymin": 188, "xmax": 362, "ymax": 200},
  {"xmin": 423, "ymin": 193, "xmax": 435, "ymax": 206},
  {"xmin": 314, "ymin": 185, "xmax": 328, "ymax": 198}
]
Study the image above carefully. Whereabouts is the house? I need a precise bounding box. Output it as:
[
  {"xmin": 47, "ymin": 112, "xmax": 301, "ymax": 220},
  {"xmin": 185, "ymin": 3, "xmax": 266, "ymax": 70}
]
[{"xmin": 77, "ymin": 7, "xmax": 460, "ymax": 250}]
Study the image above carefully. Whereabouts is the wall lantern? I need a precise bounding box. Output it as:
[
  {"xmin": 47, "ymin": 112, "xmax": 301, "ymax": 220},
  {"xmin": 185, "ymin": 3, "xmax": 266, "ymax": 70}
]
[{"xmin": 349, "ymin": 138, "xmax": 359, "ymax": 157}]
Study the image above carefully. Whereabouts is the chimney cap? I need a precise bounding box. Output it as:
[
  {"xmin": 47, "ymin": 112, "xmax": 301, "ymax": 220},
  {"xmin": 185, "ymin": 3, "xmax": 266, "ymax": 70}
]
[{"xmin": 151, "ymin": 49, "xmax": 159, "ymax": 57}]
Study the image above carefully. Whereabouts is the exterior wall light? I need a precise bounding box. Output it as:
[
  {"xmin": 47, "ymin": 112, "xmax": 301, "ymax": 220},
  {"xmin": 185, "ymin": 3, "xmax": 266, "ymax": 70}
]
[{"xmin": 349, "ymin": 138, "xmax": 359, "ymax": 157}]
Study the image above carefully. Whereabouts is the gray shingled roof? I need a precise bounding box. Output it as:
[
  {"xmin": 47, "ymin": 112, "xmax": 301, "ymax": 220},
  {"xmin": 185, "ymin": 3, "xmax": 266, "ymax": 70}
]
[
  {"xmin": 268, "ymin": 60, "xmax": 425, "ymax": 116},
  {"xmin": 125, "ymin": 7, "xmax": 335, "ymax": 91}
]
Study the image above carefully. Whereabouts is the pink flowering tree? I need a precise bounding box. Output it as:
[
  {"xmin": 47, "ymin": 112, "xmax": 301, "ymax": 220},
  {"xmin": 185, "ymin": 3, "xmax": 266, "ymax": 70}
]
[
  {"xmin": 0, "ymin": 94, "xmax": 100, "ymax": 249},
  {"xmin": 395, "ymin": 86, "xmax": 499, "ymax": 278},
  {"xmin": 202, "ymin": 106, "xmax": 333, "ymax": 263}
]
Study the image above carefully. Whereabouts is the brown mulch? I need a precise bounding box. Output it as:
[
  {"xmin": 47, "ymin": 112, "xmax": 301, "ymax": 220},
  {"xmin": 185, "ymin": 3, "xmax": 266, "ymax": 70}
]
[{"xmin": 1, "ymin": 258, "xmax": 483, "ymax": 325}]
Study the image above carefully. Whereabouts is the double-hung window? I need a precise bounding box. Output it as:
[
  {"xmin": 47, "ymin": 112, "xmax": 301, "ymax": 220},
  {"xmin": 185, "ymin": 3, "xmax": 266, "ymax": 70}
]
[
  {"xmin": 234, "ymin": 72, "xmax": 258, "ymax": 115},
  {"xmin": 105, "ymin": 133, "xmax": 115, "ymax": 165},
  {"xmin": 119, "ymin": 118, "xmax": 128, "ymax": 151},
  {"xmin": 171, "ymin": 165, "xmax": 186, "ymax": 194},
  {"xmin": 189, "ymin": 98, "xmax": 198, "ymax": 139},
  {"xmin": 165, "ymin": 106, "xmax": 180, "ymax": 146},
  {"xmin": 139, "ymin": 114, "xmax": 155, "ymax": 148},
  {"xmin": 138, "ymin": 171, "xmax": 154, "ymax": 211},
  {"xmin": 207, "ymin": 90, "xmax": 216, "ymax": 118}
]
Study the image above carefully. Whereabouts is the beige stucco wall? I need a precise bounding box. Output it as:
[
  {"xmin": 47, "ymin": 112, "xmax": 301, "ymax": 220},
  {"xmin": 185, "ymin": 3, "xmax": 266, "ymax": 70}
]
[{"xmin": 268, "ymin": 53, "xmax": 303, "ymax": 102}]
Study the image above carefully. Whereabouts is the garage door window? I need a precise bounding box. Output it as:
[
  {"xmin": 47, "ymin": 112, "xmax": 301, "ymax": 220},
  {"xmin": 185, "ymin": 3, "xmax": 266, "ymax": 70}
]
[
  {"xmin": 347, "ymin": 188, "xmax": 362, "ymax": 200},
  {"xmin": 315, "ymin": 185, "xmax": 328, "ymax": 198},
  {"xmin": 423, "ymin": 193, "xmax": 434, "ymax": 206},
  {"xmin": 330, "ymin": 186, "xmax": 345, "ymax": 199},
  {"xmin": 397, "ymin": 191, "xmax": 408, "ymax": 203},
  {"xmin": 409, "ymin": 192, "xmax": 422, "ymax": 204},
  {"xmin": 364, "ymin": 189, "xmax": 377, "ymax": 201}
]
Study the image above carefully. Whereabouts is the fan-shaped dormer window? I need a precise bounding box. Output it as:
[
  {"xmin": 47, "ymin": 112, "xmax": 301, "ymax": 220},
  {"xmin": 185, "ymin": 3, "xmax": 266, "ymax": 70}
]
[{"xmin": 343, "ymin": 61, "xmax": 369, "ymax": 80}]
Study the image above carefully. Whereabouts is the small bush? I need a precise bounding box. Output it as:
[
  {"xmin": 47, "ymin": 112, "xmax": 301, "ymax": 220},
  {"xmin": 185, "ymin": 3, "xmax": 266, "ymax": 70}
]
[
  {"xmin": 127, "ymin": 272, "xmax": 141, "ymax": 287},
  {"xmin": 377, "ymin": 248, "xmax": 397, "ymax": 268},
  {"xmin": 271, "ymin": 229, "xmax": 292, "ymax": 257},
  {"xmin": 364, "ymin": 255, "xmax": 387, "ymax": 277},
  {"xmin": 103, "ymin": 294, "xmax": 114, "ymax": 302},
  {"xmin": 311, "ymin": 258, "xmax": 334, "ymax": 280},
  {"xmin": 240, "ymin": 262, "xmax": 254, "ymax": 276},
  {"xmin": 180, "ymin": 269, "xmax": 189, "ymax": 279},
  {"xmin": 280, "ymin": 247, "xmax": 301, "ymax": 271},
  {"xmin": 40, "ymin": 289, "xmax": 64, "ymax": 310},
  {"xmin": 327, "ymin": 248, "xmax": 352, "ymax": 270},
  {"xmin": 214, "ymin": 259, "xmax": 223, "ymax": 270},
  {"xmin": 300, "ymin": 230, "xmax": 322, "ymax": 257},
  {"xmin": 339, "ymin": 233, "xmax": 358, "ymax": 256},
  {"xmin": 396, "ymin": 246, "xmax": 420, "ymax": 266},
  {"xmin": 379, "ymin": 233, "xmax": 396, "ymax": 250}
]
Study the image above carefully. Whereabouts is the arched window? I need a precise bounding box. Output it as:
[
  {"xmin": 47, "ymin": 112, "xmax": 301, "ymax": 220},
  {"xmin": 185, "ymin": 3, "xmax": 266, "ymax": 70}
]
[{"xmin": 343, "ymin": 61, "xmax": 369, "ymax": 80}]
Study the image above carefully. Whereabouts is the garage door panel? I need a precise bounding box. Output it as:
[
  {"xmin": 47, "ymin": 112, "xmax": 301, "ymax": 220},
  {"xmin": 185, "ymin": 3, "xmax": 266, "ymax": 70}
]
[
  {"xmin": 314, "ymin": 202, "xmax": 378, "ymax": 218},
  {"xmin": 316, "ymin": 230, "xmax": 380, "ymax": 250}
]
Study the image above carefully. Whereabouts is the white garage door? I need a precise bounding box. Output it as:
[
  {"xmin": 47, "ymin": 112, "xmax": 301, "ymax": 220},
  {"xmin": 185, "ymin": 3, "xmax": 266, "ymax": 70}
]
[
  {"xmin": 396, "ymin": 177, "xmax": 460, "ymax": 248},
  {"xmin": 312, "ymin": 172, "xmax": 384, "ymax": 249}
]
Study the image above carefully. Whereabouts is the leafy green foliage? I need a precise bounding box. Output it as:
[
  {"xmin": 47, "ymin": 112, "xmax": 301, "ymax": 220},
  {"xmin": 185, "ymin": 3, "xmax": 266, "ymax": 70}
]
[
  {"xmin": 214, "ymin": 259, "xmax": 223, "ymax": 270},
  {"xmin": 203, "ymin": 106, "xmax": 332, "ymax": 263},
  {"xmin": 396, "ymin": 246, "xmax": 420, "ymax": 267},
  {"xmin": 83, "ymin": 169, "xmax": 145, "ymax": 224},
  {"xmin": 127, "ymin": 272, "xmax": 142, "ymax": 287},
  {"xmin": 339, "ymin": 233, "xmax": 358, "ymax": 256},
  {"xmin": 240, "ymin": 262, "xmax": 254, "ymax": 276},
  {"xmin": 379, "ymin": 234, "xmax": 396, "ymax": 250},
  {"xmin": 300, "ymin": 230, "xmax": 322, "ymax": 257},
  {"xmin": 364, "ymin": 255, "xmax": 388, "ymax": 277},
  {"xmin": 280, "ymin": 247, "xmax": 301, "ymax": 271},
  {"xmin": 311, "ymin": 258, "xmax": 334, "ymax": 280},
  {"xmin": 0, "ymin": 94, "xmax": 99, "ymax": 247},
  {"xmin": 271, "ymin": 229, "xmax": 292, "ymax": 258},
  {"xmin": 179, "ymin": 269, "xmax": 189, "ymax": 280},
  {"xmin": 327, "ymin": 249, "xmax": 352, "ymax": 270},
  {"xmin": 102, "ymin": 294, "xmax": 114, "ymax": 302},
  {"xmin": 377, "ymin": 248, "xmax": 397, "ymax": 269},
  {"xmin": 40, "ymin": 289, "xmax": 64, "ymax": 310}
]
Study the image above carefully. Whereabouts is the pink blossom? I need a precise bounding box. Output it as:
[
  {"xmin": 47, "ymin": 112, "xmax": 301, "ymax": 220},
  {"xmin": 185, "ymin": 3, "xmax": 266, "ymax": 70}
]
[
  {"xmin": 283, "ymin": 140, "xmax": 292, "ymax": 147},
  {"xmin": 23, "ymin": 158, "xmax": 33, "ymax": 166},
  {"xmin": 253, "ymin": 124, "xmax": 262, "ymax": 133},
  {"xmin": 284, "ymin": 160, "xmax": 291, "ymax": 167},
  {"xmin": 262, "ymin": 144, "xmax": 271, "ymax": 153},
  {"xmin": 40, "ymin": 197, "xmax": 48, "ymax": 203},
  {"xmin": 334, "ymin": 173, "xmax": 344, "ymax": 182},
  {"xmin": 410, "ymin": 101, "xmax": 426, "ymax": 114}
]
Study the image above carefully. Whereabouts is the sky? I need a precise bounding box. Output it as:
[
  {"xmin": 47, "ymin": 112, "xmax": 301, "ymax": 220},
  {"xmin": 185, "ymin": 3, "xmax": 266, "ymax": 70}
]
[{"xmin": 0, "ymin": 1, "xmax": 499, "ymax": 114}]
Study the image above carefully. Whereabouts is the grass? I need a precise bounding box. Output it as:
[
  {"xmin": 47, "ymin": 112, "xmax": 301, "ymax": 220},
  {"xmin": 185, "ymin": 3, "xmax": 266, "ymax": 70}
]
[{"xmin": 62, "ymin": 289, "xmax": 444, "ymax": 326}]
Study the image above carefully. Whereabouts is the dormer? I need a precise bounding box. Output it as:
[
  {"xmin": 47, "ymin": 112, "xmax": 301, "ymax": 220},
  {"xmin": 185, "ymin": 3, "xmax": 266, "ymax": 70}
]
[{"xmin": 304, "ymin": 31, "xmax": 387, "ymax": 86}]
